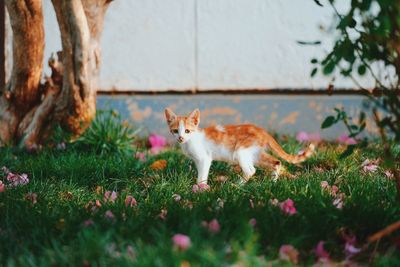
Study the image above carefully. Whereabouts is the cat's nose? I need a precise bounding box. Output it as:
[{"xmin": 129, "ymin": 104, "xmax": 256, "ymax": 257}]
[{"xmin": 178, "ymin": 136, "xmax": 184, "ymax": 143}]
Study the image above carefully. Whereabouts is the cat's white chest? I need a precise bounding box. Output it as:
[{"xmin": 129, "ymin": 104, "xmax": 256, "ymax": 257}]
[
  {"xmin": 180, "ymin": 132, "xmax": 210, "ymax": 161},
  {"xmin": 181, "ymin": 131, "xmax": 233, "ymax": 162}
]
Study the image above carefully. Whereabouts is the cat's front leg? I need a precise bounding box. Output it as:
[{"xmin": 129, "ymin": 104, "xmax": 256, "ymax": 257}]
[{"xmin": 194, "ymin": 157, "xmax": 212, "ymax": 185}]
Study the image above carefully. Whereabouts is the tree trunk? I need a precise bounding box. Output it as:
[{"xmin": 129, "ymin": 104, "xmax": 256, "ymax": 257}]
[
  {"xmin": 0, "ymin": 0, "xmax": 44, "ymax": 145},
  {"xmin": 0, "ymin": 0, "xmax": 112, "ymax": 149}
]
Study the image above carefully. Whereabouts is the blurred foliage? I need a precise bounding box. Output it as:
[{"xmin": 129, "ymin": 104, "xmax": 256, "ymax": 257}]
[
  {"xmin": 321, "ymin": 108, "xmax": 368, "ymax": 158},
  {"xmin": 75, "ymin": 110, "xmax": 140, "ymax": 156},
  {"xmin": 308, "ymin": 0, "xmax": 400, "ymax": 197},
  {"xmin": 309, "ymin": 0, "xmax": 400, "ymax": 141}
]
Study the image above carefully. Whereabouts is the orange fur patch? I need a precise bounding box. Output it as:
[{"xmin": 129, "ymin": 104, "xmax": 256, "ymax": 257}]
[{"xmin": 203, "ymin": 124, "xmax": 266, "ymax": 150}]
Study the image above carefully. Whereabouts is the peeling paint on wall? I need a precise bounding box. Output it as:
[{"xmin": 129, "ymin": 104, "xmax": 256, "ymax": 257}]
[
  {"xmin": 97, "ymin": 94, "xmax": 376, "ymax": 140},
  {"xmin": 279, "ymin": 111, "xmax": 299, "ymax": 125},
  {"xmin": 126, "ymin": 100, "xmax": 152, "ymax": 122}
]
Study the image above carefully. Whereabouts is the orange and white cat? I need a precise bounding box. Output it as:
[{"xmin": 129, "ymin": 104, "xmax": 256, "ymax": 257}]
[{"xmin": 165, "ymin": 108, "xmax": 315, "ymax": 185}]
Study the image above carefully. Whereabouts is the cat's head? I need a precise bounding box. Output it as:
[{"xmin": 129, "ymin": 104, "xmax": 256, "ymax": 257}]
[{"xmin": 164, "ymin": 108, "xmax": 200, "ymax": 144}]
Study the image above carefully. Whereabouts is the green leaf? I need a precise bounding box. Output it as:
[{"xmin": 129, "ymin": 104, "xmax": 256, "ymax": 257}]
[
  {"xmin": 297, "ymin": 40, "xmax": 321, "ymax": 45},
  {"xmin": 350, "ymin": 125, "xmax": 358, "ymax": 131},
  {"xmin": 311, "ymin": 58, "xmax": 318, "ymax": 64},
  {"xmin": 359, "ymin": 111, "xmax": 366, "ymax": 123},
  {"xmin": 311, "ymin": 68, "xmax": 318, "ymax": 77},
  {"xmin": 321, "ymin": 116, "xmax": 336, "ymax": 129},
  {"xmin": 340, "ymin": 144, "xmax": 356, "ymax": 159},
  {"xmin": 358, "ymin": 65, "xmax": 366, "ymax": 75},
  {"xmin": 349, "ymin": 18, "xmax": 357, "ymax": 28},
  {"xmin": 313, "ymin": 0, "xmax": 323, "ymax": 7},
  {"xmin": 322, "ymin": 61, "xmax": 335, "ymax": 75}
]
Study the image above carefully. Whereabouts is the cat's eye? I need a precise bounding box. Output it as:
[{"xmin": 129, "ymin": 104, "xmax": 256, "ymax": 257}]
[
  {"xmin": 185, "ymin": 129, "xmax": 190, "ymax": 133},
  {"xmin": 172, "ymin": 129, "xmax": 178, "ymax": 134}
]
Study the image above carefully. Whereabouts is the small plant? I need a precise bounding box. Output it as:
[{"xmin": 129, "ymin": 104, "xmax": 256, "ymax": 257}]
[
  {"xmin": 307, "ymin": 0, "xmax": 400, "ymax": 199},
  {"xmin": 75, "ymin": 110, "xmax": 139, "ymax": 156},
  {"xmin": 321, "ymin": 108, "xmax": 368, "ymax": 158}
]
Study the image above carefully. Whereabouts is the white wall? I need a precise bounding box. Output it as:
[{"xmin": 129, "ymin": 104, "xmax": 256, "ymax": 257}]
[{"xmin": 5, "ymin": 0, "xmax": 375, "ymax": 91}]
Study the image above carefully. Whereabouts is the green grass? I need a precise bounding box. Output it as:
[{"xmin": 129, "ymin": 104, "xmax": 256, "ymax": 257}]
[{"xmin": 0, "ymin": 141, "xmax": 399, "ymax": 266}]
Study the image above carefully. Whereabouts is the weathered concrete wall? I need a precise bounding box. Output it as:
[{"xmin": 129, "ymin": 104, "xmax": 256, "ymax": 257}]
[
  {"xmin": 98, "ymin": 94, "xmax": 375, "ymax": 140},
  {"xmin": 5, "ymin": 0, "xmax": 375, "ymax": 91}
]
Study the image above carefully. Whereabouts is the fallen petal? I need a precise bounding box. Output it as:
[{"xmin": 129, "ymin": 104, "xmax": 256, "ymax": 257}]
[
  {"xmin": 172, "ymin": 234, "xmax": 191, "ymax": 251},
  {"xmin": 314, "ymin": 241, "xmax": 330, "ymax": 260},
  {"xmin": 279, "ymin": 244, "xmax": 299, "ymax": 264},
  {"xmin": 208, "ymin": 219, "xmax": 220, "ymax": 234}
]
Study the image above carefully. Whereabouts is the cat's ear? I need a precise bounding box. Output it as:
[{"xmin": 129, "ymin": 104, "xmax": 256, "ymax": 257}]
[
  {"xmin": 165, "ymin": 108, "xmax": 177, "ymax": 124},
  {"xmin": 188, "ymin": 108, "xmax": 200, "ymax": 126}
]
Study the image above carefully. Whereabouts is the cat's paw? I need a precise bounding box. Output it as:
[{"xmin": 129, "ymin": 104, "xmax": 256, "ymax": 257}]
[
  {"xmin": 192, "ymin": 183, "xmax": 210, "ymax": 193},
  {"xmin": 272, "ymin": 164, "xmax": 283, "ymax": 182}
]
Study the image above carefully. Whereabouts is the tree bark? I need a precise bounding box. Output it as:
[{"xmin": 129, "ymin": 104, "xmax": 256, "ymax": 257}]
[
  {"xmin": 0, "ymin": 0, "xmax": 44, "ymax": 145},
  {"xmin": 0, "ymin": 0, "xmax": 112, "ymax": 148},
  {"xmin": 51, "ymin": 0, "xmax": 111, "ymax": 137}
]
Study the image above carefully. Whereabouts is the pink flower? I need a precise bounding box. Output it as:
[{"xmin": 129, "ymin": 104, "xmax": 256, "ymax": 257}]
[
  {"xmin": 201, "ymin": 219, "xmax": 221, "ymax": 234},
  {"xmin": 208, "ymin": 219, "xmax": 221, "ymax": 234},
  {"xmin": 321, "ymin": 182, "xmax": 341, "ymax": 197},
  {"xmin": 0, "ymin": 181, "xmax": 5, "ymax": 193},
  {"xmin": 192, "ymin": 183, "xmax": 210, "ymax": 193},
  {"xmin": 331, "ymin": 185, "xmax": 339, "ymax": 195},
  {"xmin": 199, "ymin": 183, "xmax": 210, "ymax": 190},
  {"xmin": 158, "ymin": 209, "xmax": 168, "ymax": 220},
  {"xmin": 279, "ymin": 198, "xmax": 297, "ymax": 215},
  {"xmin": 104, "ymin": 190, "xmax": 117, "ymax": 204},
  {"xmin": 279, "ymin": 244, "xmax": 299, "ymax": 264},
  {"xmin": 24, "ymin": 192, "xmax": 37, "ymax": 205},
  {"xmin": 104, "ymin": 210, "xmax": 115, "ymax": 220},
  {"xmin": 344, "ymin": 236, "xmax": 361, "ymax": 258},
  {"xmin": 172, "ymin": 234, "xmax": 191, "ymax": 251},
  {"xmin": 345, "ymin": 243, "xmax": 361, "ymax": 256},
  {"xmin": 149, "ymin": 134, "xmax": 167, "ymax": 154},
  {"xmin": 296, "ymin": 131, "xmax": 309, "ymax": 142},
  {"xmin": 192, "ymin": 184, "xmax": 199, "ymax": 193},
  {"xmin": 314, "ymin": 241, "xmax": 330, "ymax": 260},
  {"xmin": 6, "ymin": 172, "xmax": 29, "ymax": 187},
  {"xmin": 361, "ymin": 159, "xmax": 378, "ymax": 173},
  {"xmin": 125, "ymin": 195, "xmax": 137, "ymax": 207},
  {"xmin": 249, "ymin": 218, "xmax": 257, "ymax": 227},
  {"xmin": 320, "ymin": 181, "xmax": 329, "ymax": 189},
  {"xmin": 384, "ymin": 170, "xmax": 394, "ymax": 179},
  {"xmin": 135, "ymin": 152, "xmax": 146, "ymax": 161},
  {"xmin": 296, "ymin": 131, "xmax": 321, "ymax": 143},
  {"xmin": 83, "ymin": 219, "xmax": 95, "ymax": 227},
  {"xmin": 333, "ymin": 193, "xmax": 345, "ymax": 209},
  {"xmin": 172, "ymin": 193, "xmax": 181, "ymax": 202},
  {"xmin": 337, "ymin": 134, "xmax": 357, "ymax": 145},
  {"xmin": 85, "ymin": 200, "xmax": 102, "ymax": 213}
]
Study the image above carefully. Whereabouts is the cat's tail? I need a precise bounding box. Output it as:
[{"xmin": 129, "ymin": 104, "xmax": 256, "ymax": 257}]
[{"xmin": 264, "ymin": 133, "xmax": 315, "ymax": 164}]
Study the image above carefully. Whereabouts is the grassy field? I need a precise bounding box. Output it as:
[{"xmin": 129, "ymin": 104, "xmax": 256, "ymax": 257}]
[{"xmin": 0, "ymin": 139, "xmax": 399, "ymax": 266}]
